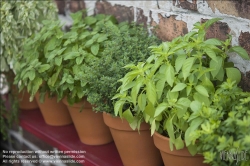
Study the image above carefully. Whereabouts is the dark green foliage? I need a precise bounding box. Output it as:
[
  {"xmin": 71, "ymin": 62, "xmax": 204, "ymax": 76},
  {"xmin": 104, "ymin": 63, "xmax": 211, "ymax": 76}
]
[{"xmin": 85, "ymin": 22, "xmax": 161, "ymax": 114}]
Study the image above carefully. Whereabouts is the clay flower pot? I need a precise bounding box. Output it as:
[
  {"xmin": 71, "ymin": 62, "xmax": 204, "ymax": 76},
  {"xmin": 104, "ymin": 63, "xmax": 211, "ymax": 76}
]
[
  {"xmin": 35, "ymin": 93, "xmax": 72, "ymax": 126},
  {"xmin": 62, "ymin": 97, "xmax": 113, "ymax": 145},
  {"xmin": 18, "ymin": 90, "xmax": 38, "ymax": 110},
  {"xmin": 103, "ymin": 112, "xmax": 163, "ymax": 166},
  {"xmin": 153, "ymin": 131, "xmax": 208, "ymax": 166}
]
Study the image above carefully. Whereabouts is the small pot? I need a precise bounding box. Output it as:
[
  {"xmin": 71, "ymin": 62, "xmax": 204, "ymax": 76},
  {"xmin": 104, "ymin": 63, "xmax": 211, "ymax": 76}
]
[
  {"xmin": 35, "ymin": 93, "xmax": 72, "ymax": 126},
  {"xmin": 62, "ymin": 97, "xmax": 113, "ymax": 145}
]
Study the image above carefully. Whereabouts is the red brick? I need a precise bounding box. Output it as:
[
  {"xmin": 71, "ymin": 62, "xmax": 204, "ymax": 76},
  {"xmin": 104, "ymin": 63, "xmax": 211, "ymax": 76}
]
[
  {"xmin": 70, "ymin": 0, "xmax": 86, "ymax": 13},
  {"xmin": 95, "ymin": 1, "xmax": 134, "ymax": 23},
  {"xmin": 173, "ymin": 0, "xmax": 197, "ymax": 11},
  {"xmin": 201, "ymin": 19, "xmax": 231, "ymax": 41},
  {"xmin": 151, "ymin": 14, "xmax": 188, "ymax": 41},
  {"xmin": 54, "ymin": 0, "xmax": 66, "ymax": 15}
]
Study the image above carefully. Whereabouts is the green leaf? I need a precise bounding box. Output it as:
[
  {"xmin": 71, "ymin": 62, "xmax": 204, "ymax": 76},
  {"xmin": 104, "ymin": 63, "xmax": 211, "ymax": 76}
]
[
  {"xmin": 185, "ymin": 117, "xmax": 204, "ymax": 146},
  {"xmin": 91, "ymin": 43, "xmax": 99, "ymax": 56},
  {"xmin": 201, "ymin": 76, "xmax": 215, "ymax": 93},
  {"xmin": 123, "ymin": 109, "xmax": 134, "ymax": 124},
  {"xmin": 146, "ymin": 80, "xmax": 157, "ymax": 105},
  {"xmin": 55, "ymin": 57, "xmax": 62, "ymax": 66},
  {"xmin": 138, "ymin": 93, "xmax": 146, "ymax": 111},
  {"xmin": 175, "ymin": 135, "xmax": 185, "ymax": 150},
  {"xmin": 166, "ymin": 64, "xmax": 175, "ymax": 87},
  {"xmin": 156, "ymin": 78, "xmax": 165, "ymax": 100},
  {"xmin": 187, "ymin": 144, "xmax": 198, "ymax": 156},
  {"xmin": 171, "ymin": 83, "xmax": 187, "ymax": 92},
  {"xmin": 84, "ymin": 16, "xmax": 97, "ymax": 25},
  {"xmin": 175, "ymin": 54, "xmax": 186, "ymax": 73},
  {"xmin": 97, "ymin": 34, "xmax": 108, "ymax": 42},
  {"xmin": 226, "ymin": 67, "xmax": 241, "ymax": 84},
  {"xmin": 204, "ymin": 38, "xmax": 222, "ymax": 46},
  {"xmin": 38, "ymin": 64, "xmax": 50, "ymax": 73},
  {"xmin": 154, "ymin": 103, "xmax": 168, "ymax": 117},
  {"xmin": 131, "ymin": 79, "xmax": 143, "ymax": 105},
  {"xmin": 177, "ymin": 98, "xmax": 191, "ymax": 108},
  {"xmin": 28, "ymin": 70, "xmax": 35, "ymax": 81},
  {"xmin": 204, "ymin": 48, "xmax": 217, "ymax": 62},
  {"xmin": 76, "ymin": 56, "xmax": 84, "ymax": 65},
  {"xmin": 229, "ymin": 46, "xmax": 250, "ymax": 60},
  {"xmin": 210, "ymin": 56, "xmax": 223, "ymax": 78},
  {"xmin": 151, "ymin": 119, "xmax": 156, "ymax": 136},
  {"xmin": 144, "ymin": 102, "xmax": 155, "ymax": 117},
  {"xmin": 84, "ymin": 39, "xmax": 94, "ymax": 47},
  {"xmin": 215, "ymin": 65, "xmax": 225, "ymax": 81},
  {"xmin": 193, "ymin": 93, "xmax": 210, "ymax": 106},
  {"xmin": 114, "ymin": 100, "xmax": 125, "ymax": 116},
  {"xmin": 190, "ymin": 100, "xmax": 202, "ymax": 112},
  {"xmin": 182, "ymin": 57, "xmax": 196, "ymax": 80},
  {"xmin": 166, "ymin": 117, "xmax": 175, "ymax": 150},
  {"xmin": 195, "ymin": 85, "xmax": 209, "ymax": 97},
  {"xmin": 63, "ymin": 52, "xmax": 80, "ymax": 60}
]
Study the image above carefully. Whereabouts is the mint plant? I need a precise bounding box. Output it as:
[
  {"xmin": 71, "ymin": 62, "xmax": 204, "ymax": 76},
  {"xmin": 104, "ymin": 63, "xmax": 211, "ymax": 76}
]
[{"xmin": 113, "ymin": 18, "xmax": 249, "ymax": 154}]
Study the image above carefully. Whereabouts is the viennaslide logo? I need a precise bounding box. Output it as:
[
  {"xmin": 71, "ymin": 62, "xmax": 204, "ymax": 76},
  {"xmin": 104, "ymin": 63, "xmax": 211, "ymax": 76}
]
[{"xmin": 220, "ymin": 149, "xmax": 248, "ymax": 165}]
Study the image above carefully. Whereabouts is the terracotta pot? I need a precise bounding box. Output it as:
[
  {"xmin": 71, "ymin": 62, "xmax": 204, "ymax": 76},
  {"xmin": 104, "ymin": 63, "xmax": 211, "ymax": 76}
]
[
  {"xmin": 153, "ymin": 132, "xmax": 208, "ymax": 166},
  {"xmin": 35, "ymin": 93, "xmax": 72, "ymax": 126},
  {"xmin": 62, "ymin": 98, "xmax": 113, "ymax": 145},
  {"xmin": 103, "ymin": 112, "xmax": 163, "ymax": 166},
  {"xmin": 18, "ymin": 90, "xmax": 39, "ymax": 110}
]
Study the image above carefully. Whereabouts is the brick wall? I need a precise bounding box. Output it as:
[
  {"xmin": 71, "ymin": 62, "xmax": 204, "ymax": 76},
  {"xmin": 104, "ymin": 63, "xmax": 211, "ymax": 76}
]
[{"xmin": 55, "ymin": 0, "xmax": 250, "ymax": 91}]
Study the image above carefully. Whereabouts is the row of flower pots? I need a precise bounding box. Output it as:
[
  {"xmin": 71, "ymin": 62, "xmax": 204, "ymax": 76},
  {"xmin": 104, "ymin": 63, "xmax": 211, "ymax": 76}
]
[{"xmin": 20, "ymin": 90, "xmax": 208, "ymax": 166}]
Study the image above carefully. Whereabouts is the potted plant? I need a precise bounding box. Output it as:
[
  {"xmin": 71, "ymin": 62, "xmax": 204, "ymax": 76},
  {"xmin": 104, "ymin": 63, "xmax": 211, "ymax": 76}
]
[
  {"xmin": 84, "ymin": 21, "xmax": 163, "ymax": 166},
  {"xmin": 113, "ymin": 18, "xmax": 250, "ymax": 165},
  {"xmin": 188, "ymin": 79, "xmax": 250, "ymax": 166},
  {"xmin": 1, "ymin": 0, "xmax": 58, "ymax": 110},
  {"xmin": 14, "ymin": 19, "xmax": 73, "ymax": 126},
  {"xmin": 56, "ymin": 11, "xmax": 118, "ymax": 145}
]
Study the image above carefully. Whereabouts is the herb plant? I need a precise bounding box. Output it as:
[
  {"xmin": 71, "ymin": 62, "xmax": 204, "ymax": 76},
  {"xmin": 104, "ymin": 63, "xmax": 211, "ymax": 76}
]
[
  {"xmin": 14, "ymin": 10, "xmax": 117, "ymax": 105},
  {"xmin": 113, "ymin": 18, "xmax": 249, "ymax": 154},
  {"xmin": 189, "ymin": 79, "xmax": 250, "ymax": 166},
  {"xmin": 84, "ymin": 21, "xmax": 160, "ymax": 114}
]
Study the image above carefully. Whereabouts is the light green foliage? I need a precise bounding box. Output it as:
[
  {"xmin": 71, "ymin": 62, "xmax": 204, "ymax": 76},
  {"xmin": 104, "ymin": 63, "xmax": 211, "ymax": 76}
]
[
  {"xmin": 0, "ymin": 0, "xmax": 58, "ymax": 72},
  {"xmin": 84, "ymin": 22, "xmax": 160, "ymax": 114},
  {"xmin": 114, "ymin": 18, "xmax": 249, "ymax": 156},
  {"xmin": 14, "ymin": 10, "xmax": 118, "ymax": 105},
  {"xmin": 190, "ymin": 80, "xmax": 250, "ymax": 166}
]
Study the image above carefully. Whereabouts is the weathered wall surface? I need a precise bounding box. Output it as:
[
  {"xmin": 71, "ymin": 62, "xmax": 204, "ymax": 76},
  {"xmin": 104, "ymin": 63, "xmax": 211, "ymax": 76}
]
[{"xmin": 54, "ymin": 0, "xmax": 250, "ymax": 91}]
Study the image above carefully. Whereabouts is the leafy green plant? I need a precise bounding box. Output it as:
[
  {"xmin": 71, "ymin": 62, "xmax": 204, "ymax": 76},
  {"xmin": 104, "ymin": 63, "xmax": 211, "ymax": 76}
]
[
  {"xmin": 14, "ymin": 10, "xmax": 118, "ymax": 105},
  {"xmin": 189, "ymin": 79, "xmax": 250, "ymax": 166},
  {"xmin": 1, "ymin": 0, "xmax": 58, "ymax": 72},
  {"xmin": 113, "ymin": 18, "xmax": 249, "ymax": 154},
  {"xmin": 84, "ymin": 21, "xmax": 160, "ymax": 114}
]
